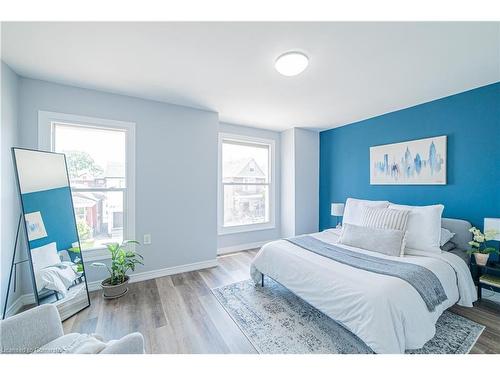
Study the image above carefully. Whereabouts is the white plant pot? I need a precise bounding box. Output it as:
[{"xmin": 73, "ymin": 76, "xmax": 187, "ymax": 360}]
[
  {"xmin": 101, "ymin": 275, "xmax": 129, "ymax": 299},
  {"xmin": 474, "ymin": 253, "xmax": 489, "ymax": 266}
]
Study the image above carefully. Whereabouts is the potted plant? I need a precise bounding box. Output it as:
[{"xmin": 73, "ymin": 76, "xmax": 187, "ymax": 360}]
[
  {"xmin": 467, "ymin": 227, "xmax": 499, "ymax": 266},
  {"xmin": 92, "ymin": 240, "xmax": 143, "ymax": 299}
]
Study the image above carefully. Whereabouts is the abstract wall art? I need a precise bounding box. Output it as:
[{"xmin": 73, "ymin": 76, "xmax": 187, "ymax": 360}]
[
  {"xmin": 370, "ymin": 135, "xmax": 447, "ymax": 185},
  {"xmin": 24, "ymin": 211, "xmax": 48, "ymax": 241}
]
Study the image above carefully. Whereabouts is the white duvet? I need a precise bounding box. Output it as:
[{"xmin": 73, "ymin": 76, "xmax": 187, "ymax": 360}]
[
  {"xmin": 35, "ymin": 262, "xmax": 80, "ymax": 297},
  {"xmin": 250, "ymin": 229, "xmax": 477, "ymax": 354}
]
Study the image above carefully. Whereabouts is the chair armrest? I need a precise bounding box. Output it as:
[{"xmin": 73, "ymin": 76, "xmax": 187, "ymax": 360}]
[
  {"xmin": 0, "ymin": 304, "xmax": 64, "ymax": 353},
  {"xmin": 100, "ymin": 332, "xmax": 145, "ymax": 354}
]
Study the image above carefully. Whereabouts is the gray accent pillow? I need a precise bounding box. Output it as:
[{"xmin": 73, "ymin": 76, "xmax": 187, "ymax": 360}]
[
  {"xmin": 339, "ymin": 223, "xmax": 406, "ymax": 257},
  {"xmin": 440, "ymin": 241, "xmax": 456, "ymax": 252},
  {"xmin": 440, "ymin": 227, "xmax": 455, "ymax": 246},
  {"xmin": 360, "ymin": 206, "xmax": 410, "ymax": 231}
]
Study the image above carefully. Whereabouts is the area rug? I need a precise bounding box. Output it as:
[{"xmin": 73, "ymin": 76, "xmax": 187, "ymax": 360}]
[{"xmin": 212, "ymin": 279, "xmax": 484, "ymax": 354}]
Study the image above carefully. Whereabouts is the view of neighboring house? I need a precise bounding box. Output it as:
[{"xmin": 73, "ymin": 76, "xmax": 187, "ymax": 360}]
[
  {"xmin": 223, "ymin": 157, "xmax": 268, "ymax": 226},
  {"xmin": 70, "ymin": 160, "xmax": 125, "ymax": 248}
]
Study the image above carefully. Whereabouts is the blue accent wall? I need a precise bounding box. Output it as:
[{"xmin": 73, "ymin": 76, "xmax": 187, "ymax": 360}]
[
  {"xmin": 320, "ymin": 83, "xmax": 500, "ymax": 231},
  {"xmin": 21, "ymin": 186, "xmax": 79, "ymax": 253}
]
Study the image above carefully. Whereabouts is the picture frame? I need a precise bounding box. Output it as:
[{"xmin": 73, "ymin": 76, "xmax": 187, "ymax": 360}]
[
  {"xmin": 370, "ymin": 135, "xmax": 447, "ymax": 185},
  {"xmin": 24, "ymin": 211, "xmax": 48, "ymax": 241}
]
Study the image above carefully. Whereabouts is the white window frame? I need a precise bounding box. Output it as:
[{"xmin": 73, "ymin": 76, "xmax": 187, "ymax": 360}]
[
  {"xmin": 38, "ymin": 111, "xmax": 135, "ymax": 261},
  {"xmin": 218, "ymin": 133, "xmax": 276, "ymax": 235}
]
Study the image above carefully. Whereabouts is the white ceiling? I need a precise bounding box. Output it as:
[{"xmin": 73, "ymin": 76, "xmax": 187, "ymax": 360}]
[{"xmin": 2, "ymin": 22, "xmax": 499, "ymax": 131}]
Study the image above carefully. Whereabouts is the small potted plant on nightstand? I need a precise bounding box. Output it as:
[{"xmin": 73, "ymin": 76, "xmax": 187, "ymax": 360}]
[
  {"xmin": 467, "ymin": 227, "xmax": 499, "ymax": 266},
  {"xmin": 92, "ymin": 240, "xmax": 143, "ymax": 299}
]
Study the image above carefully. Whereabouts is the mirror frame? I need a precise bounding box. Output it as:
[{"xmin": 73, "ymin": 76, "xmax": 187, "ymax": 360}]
[{"xmin": 12, "ymin": 147, "xmax": 91, "ymax": 320}]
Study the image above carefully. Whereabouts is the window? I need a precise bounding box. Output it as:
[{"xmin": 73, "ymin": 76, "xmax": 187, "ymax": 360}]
[
  {"xmin": 39, "ymin": 111, "xmax": 135, "ymax": 257},
  {"xmin": 219, "ymin": 134, "xmax": 275, "ymax": 234}
]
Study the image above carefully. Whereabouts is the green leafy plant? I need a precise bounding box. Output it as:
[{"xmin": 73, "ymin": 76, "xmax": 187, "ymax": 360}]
[
  {"xmin": 65, "ymin": 150, "xmax": 104, "ymax": 179},
  {"xmin": 92, "ymin": 240, "xmax": 143, "ymax": 285},
  {"xmin": 67, "ymin": 245, "xmax": 84, "ymax": 273},
  {"xmin": 467, "ymin": 227, "xmax": 499, "ymax": 255},
  {"xmin": 76, "ymin": 219, "xmax": 91, "ymax": 241},
  {"xmin": 68, "ymin": 245, "xmax": 81, "ymax": 254}
]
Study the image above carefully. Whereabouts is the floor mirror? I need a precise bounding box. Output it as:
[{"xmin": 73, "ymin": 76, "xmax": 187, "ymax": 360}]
[{"xmin": 12, "ymin": 147, "xmax": 90, "ymax": 321}]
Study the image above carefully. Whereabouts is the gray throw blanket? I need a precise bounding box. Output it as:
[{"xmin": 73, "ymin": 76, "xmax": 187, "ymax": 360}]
[{"xmin": 286, "ymin": 236, "xmax": 447, "ymax": 312}]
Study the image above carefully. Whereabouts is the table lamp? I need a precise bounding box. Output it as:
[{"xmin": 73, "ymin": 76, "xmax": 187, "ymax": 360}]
[{"xmin": 331, "ymin": 203, "xmax": 345, "ymax": 228}]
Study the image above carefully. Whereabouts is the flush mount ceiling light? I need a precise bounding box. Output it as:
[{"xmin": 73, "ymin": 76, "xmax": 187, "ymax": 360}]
[{"xmin": 275, "ymin": 51, "xmax": 309, "ymax": 76}]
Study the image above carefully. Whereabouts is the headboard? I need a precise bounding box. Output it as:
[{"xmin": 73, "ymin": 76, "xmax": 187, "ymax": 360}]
[{"xmin": 441, "ymin": 218, "xmax": 472, "ymax": 251}]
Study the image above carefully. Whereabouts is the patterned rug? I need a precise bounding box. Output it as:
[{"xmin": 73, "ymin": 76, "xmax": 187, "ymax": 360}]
[{"xmin": 212, "ymin": 278, "xmax": 484, "ymax": 354}]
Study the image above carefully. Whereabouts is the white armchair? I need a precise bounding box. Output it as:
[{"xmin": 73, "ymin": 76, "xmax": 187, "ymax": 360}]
[{"xmin": 0, "ymin": 304, "xmax": 144, "ymax": 354}]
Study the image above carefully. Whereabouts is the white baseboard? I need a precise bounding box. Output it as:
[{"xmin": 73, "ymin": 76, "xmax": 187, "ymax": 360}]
[
  {"xmin": 3, "ymin": 294, "xmax": 34, "ymax": 318},
  {"xmin": 87, "ymin": 258, "xmax": 218, "ymax": 292},
  {"xmin": 217, "ymin": 241, "xmax": 267, "ymax": 255}
]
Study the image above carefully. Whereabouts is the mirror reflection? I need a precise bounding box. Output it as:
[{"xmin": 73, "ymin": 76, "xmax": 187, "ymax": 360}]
[{"xmin": 13, "ymin": 148, "xmax": 90, "ymax": 321}]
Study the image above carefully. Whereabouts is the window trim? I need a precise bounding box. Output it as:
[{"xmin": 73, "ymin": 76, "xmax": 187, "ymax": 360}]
[
  {"xmin": 218, "ymin": 132, "xmax": 276, "ymax": 235},
  {"xmin": 38, "ymin": 111, "xmax": 136, "ymax": 261}
]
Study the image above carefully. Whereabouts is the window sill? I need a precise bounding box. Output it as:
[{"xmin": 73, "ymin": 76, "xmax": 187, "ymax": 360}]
[
  {"xmin": 218, "ymin": 222, "xmax": 276, "ymax": 236},
  {"xmin": 81, "ymin": 247, "xmax": 110, "ymax": 262}
]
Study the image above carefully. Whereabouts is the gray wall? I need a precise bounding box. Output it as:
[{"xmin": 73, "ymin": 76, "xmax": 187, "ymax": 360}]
[
  {"xmin": 18, "ymin": 77, "xmax": 219, "ymax": 283},
  {"xmin": 280, "ymin": 128, "xmax": 295, "ymax": 238},
  {"xmin": 280, "ymin": 127, "xmax": 319, "ymax": 237},
  {"xmin": 294, "ymin": 128, "xmax": 319, "ymax": 235},
  {"xmin": 1, "ymin": 62, "xmax": 23, "ymax": 315},
  {"xmin": 217, "ymin": 122, "xmax": 281, "ymax": 250}
]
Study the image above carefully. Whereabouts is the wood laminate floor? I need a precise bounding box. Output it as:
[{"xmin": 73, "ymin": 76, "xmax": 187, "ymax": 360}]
[{"xmin": 63, "ymin": 250, "xmax": 500, "ymax": 354}]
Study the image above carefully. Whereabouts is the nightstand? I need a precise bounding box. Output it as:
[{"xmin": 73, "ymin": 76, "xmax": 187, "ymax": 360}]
[{"xmin": 470, "ymin": 261, "xmax": 500, "ymax": 300}]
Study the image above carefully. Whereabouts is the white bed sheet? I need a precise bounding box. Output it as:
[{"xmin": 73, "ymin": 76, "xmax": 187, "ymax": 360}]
[
  {"xmin": 35, "ymin": 262, "xmax": 79, "ymax": 297},
  {"xmin": 250, "ymin": 229, "xmax": 477, "ymax": 354}
]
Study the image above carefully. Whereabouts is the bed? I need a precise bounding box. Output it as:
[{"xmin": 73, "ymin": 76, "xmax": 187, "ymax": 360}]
[
  {"xmin": 250, "ymin": 217, "xmax": 477, "ymax": 354},
  {"xmin": 35, "ymin": 262, "xmax": 81, "ymax": 298},
  {"xmin": 31, "ymin": 242, "xmax": 82, "ymax": 299}
]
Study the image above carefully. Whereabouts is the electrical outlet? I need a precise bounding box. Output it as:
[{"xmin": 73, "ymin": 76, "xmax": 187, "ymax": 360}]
[{"xmin": 143, "ymin": 234, "xmax": 151, "ymax": 245}]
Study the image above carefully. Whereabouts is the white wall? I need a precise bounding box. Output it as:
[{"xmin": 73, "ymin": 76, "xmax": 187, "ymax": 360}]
[
  {"xmin": 1, "ymin": 61, "xmax": 23, "ymax": 316},
  {"xmin": 17, "ymin": 77, "xmax": 219, "ymax": 285},
  {"xmin": 294, "ymin": 128, "xmax": 319, "ymax": 235},
  {"xmin": 280, "ymin": 127, "xmax": 319, "ymax": 237},
  {"xmin": 217, "ymin": 122, "xmax": 281, "ymax": 252},
  {"xmin": 280, "ymin": 128, "xmax": 295, "ymax": 238}
]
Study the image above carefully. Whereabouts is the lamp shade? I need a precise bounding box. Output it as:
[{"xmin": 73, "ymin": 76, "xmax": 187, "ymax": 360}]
[
  {"xmin": 331, "ymin": 203, "xmax": 345, "ymax": 217},
  {"xmin": 484, "ymin": 218, "xmax": 500, "ymax": 241}
]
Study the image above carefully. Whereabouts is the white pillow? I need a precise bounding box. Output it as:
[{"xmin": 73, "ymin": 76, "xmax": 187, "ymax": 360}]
[
  {"xmin": 343, "ymin": 198, "xmax": 389, "ymax": 226},
  {"xmin": 31, "ymin": 242, "xmax": 60, "ymax": 271},
  {"xmin": 440, "ymin": 227, "xmax": 455, "ymax": 246},
  {"xmin": 388, "ymin": 203, "xmax": 444, "ymax": 253}
]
